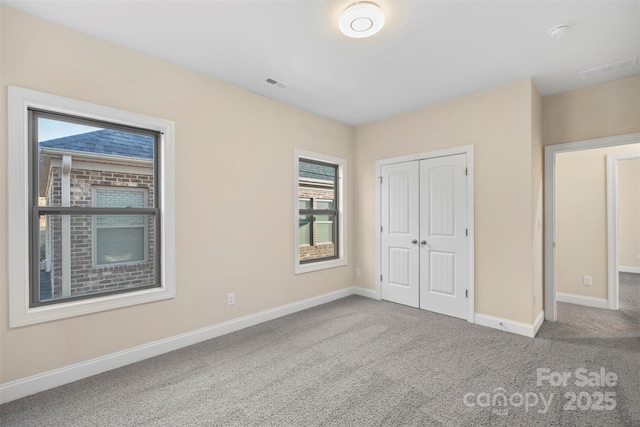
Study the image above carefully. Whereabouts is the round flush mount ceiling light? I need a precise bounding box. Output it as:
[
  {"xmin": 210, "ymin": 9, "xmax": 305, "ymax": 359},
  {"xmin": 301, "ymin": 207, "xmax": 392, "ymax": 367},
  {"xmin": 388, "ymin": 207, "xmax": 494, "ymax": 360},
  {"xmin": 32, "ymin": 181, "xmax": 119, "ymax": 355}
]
[
  {"xmin": 339, "ymin": 2, "xmax": 385, "ymax": 38},
  {"xmin": 548, "ymin": 24, "xmax": 570, "ymax": 39}
]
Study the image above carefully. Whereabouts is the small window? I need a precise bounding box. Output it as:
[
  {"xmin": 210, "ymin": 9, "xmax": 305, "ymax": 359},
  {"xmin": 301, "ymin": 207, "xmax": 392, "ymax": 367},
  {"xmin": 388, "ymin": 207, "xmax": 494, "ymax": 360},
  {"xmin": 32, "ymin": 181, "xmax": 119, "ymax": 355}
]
[
  {"xmin": 294, "ymin": 150, "xmax": 347, "ymax": 274},
  {"xmin": 93, "ymin": 187, "xmax": 149, "ymax": 266},
  {"xmin": 8, "ymin": 86, "xmax": 175, "ymax": 327}
]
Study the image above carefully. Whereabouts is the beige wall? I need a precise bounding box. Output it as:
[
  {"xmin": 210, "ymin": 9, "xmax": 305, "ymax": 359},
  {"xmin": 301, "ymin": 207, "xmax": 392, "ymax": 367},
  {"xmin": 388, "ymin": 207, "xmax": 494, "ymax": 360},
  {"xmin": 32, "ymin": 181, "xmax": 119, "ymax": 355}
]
[
  {"xmin": 556, "ymin": 144, "xmax": 640, "ymax": 299},
  {"xmin": 531, "ymin": 82, "xmax": 543, "ymax": 319},
  {"xmin": 618, "ymin": 158, "xmax": 640, "ymax": 269},
  {"xmin": 0, "ymin": 6, "xmax": 354, "ymax": 383},
  {"xmin": 543, "ymin": 75, "xmax": 640, "ymax": 146},
  {"xmin": 354, "ymin": 79, "xmax": 540, "ymax": 324}
]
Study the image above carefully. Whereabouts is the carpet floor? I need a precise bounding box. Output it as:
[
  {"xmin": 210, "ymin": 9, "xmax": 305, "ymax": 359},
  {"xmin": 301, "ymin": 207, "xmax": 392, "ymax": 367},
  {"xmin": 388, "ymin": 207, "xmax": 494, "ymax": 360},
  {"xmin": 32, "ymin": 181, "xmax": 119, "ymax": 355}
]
[{"xmin": 1, "ymin": 279, "xmax": 638, "ymax": 426}]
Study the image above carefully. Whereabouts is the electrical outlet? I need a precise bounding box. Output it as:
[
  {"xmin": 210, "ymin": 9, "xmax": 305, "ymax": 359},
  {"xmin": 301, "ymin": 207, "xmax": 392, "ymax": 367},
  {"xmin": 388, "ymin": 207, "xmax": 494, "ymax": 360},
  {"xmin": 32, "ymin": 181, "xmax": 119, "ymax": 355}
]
[
  {"xmin": 583, "ymin": 275, "xmax": 592, "ymax": 286},
  {"xmin": 356, "ymin": 268, "xmax": 361, "ymax": 277},
  {"xmin": 227, "ymin": 292, "xmax": 235, "ymax": 305}
]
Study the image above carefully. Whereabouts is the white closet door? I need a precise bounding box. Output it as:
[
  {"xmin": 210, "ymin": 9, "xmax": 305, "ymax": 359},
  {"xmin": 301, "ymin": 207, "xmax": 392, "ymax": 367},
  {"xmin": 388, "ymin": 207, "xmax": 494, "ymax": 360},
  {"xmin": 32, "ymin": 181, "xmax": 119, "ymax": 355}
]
[
  {"xmin": 380, "ymin": 161, "xmax": 420, "ymax": 307},
  {"xmin": 419, "ymin": 154, "xmax": 468, "ymax": 319}
]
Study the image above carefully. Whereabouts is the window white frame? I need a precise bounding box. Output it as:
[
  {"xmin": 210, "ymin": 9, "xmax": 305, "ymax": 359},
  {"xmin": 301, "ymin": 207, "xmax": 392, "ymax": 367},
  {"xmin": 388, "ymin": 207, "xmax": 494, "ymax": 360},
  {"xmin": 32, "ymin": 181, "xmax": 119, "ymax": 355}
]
[
  {"xmin": 294, "ymin": 149, "xmax": 347, "ymax": 274},
  {"xmin": 8, "ymin": 86, "xmax": 176, "ymax": 327},
  {"xmin": 92, "ymin": 186, "xmax": 149, "ymax": 267}
]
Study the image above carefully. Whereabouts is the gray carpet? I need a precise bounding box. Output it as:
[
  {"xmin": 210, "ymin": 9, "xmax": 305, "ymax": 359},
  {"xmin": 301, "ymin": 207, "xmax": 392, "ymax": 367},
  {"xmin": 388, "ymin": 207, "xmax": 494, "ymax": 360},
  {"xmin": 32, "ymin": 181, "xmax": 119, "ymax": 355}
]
[{"xmin": 1, "ymin": 279, "xmax": 638, "ymax": 426}]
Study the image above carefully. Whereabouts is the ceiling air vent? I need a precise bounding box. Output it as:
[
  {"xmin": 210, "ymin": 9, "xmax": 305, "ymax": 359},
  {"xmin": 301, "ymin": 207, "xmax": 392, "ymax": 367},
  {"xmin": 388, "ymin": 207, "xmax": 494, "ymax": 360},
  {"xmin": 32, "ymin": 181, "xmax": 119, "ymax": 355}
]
[
  {"xmin": 265, "ymin": 77, "xmax": 289, "ymax": 89},
  {"xmin": 579, "ymin": 57, "xmax": 638, "ymax": 79}
]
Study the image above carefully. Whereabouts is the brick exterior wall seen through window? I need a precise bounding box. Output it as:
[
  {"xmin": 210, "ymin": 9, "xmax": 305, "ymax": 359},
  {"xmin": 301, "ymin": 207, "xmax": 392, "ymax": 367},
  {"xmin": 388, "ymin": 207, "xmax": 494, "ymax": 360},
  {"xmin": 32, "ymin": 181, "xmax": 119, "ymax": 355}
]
[{"xmin": 46, "ymin": 165, "xmax": 155, "ymax": 299}]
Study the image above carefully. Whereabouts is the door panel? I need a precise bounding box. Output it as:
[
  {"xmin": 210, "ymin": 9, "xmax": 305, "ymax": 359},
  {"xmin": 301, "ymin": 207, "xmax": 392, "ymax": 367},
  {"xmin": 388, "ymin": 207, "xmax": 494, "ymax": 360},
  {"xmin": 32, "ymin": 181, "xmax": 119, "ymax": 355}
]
[
  {"xmin": 380, "ymin": 162, "xmax": 419, "ymax": 307},
  {"xmin": 419, "ymin": 154, "xmax": 468, "ymax": 319},
  {"xmin": 429, "ymin": 251, "xmax": 455, "ymax": 295}
]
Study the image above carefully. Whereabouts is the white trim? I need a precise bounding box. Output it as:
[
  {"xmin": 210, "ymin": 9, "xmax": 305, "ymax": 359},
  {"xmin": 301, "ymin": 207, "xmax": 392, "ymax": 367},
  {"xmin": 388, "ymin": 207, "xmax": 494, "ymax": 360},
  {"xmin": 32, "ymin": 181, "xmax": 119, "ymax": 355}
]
[
  {"xmin": 474, "ymin": 313, "xmax": 541, "ymax": 338},
  {"xmin": 0, "ymin": 287, "xmax": 355, "ymax": 404},
  {"xmin": 48, "ymin": 157, "xmax": 153, "ymax": 176},
  {"xmin": 544, "ymin": 133, "xmax": 640, "ymax": 322},
  {"xmin": 533, "ymin": 310, "xmax": 545, "ymax": 337},
  {"xmin": 294, "ymin": 149, "xmax": 347, "ymax": 274},
  {"xmin": 607, "ymin": 150, "xmax": 640, "ymax": 309},
  {"xmin": 556, "ymin": 292, "xmax": 609, "ymax": 309},
  {"xmin": 353, "ymin": 286, "xmax": 379, "ymax": 299},
  {"xmin": 8, "ymin": 86, "xmax": 176, "ymax": 327},
  {"xmin": 61, "ymin": 155, "xmax": 72, "ymax": 297},
  {"xmin": 41, "ymin": 147, "xmax": 154, "ymax": 167},
  {"xmin": 375, "ymin": 145, "xmax": 475, "ymax": 323},
  {"xmin": 619, "ymin": 266, "xmax": 640, "ymax": 274}
]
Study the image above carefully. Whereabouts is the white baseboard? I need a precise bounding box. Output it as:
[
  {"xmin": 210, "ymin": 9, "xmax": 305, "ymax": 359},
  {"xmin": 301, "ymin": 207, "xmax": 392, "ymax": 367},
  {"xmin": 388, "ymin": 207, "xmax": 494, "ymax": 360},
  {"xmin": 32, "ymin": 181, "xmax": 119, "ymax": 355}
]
[
  {"xmin": 619, "ymin": 266, "xmax": 640, "ymax": 274},
  {"xmin": 556, "ymin": 292, "xmax": 608, "ymax": 309},
  {"xmin": 474, "ymin": 313, "xmax": 542, "ymax": 338},
  {"xmin": 533, "ymin": 310, "xmax": 545, "ymax": 337},
  {"xmin": 0, "ymin": 287, "xmax": 356, "ymax": 404},
  {"xmin": 352, "ymin": 286, "xmax": 379, "ymax": 299},
  {"xmin": 0, "ymin": 285, "xmax": 546, "ymax": 404}
]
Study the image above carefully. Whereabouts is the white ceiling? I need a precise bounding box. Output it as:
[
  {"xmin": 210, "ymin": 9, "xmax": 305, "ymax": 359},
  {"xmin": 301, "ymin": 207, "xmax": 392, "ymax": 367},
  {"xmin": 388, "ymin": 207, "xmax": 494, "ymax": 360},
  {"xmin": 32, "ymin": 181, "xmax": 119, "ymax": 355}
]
[{"xmin": 4, "ymin": 0, "xmax": 639, "ymax": 125}]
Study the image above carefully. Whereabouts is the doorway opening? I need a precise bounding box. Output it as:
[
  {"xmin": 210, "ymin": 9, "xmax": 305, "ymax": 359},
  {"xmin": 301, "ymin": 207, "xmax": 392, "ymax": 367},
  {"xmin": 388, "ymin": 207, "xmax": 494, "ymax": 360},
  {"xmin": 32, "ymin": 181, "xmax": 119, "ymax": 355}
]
[{"xmin": 544, "ymin": 132, "xmax": 640, "ymax": 323}]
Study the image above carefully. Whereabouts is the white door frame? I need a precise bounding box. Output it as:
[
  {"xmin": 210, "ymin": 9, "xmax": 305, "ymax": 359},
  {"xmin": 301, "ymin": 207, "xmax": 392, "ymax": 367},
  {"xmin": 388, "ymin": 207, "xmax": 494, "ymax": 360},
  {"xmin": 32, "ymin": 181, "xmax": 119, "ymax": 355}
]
[
  {"xmin": 544, "ymin": 133, "xmax": 640, "ymax": 321},
  {"xmin": 607, "ymin": 150, "xmax": 640, "ymax": 310},
  {"xmin": 376, "ymin": 144, "xmax": 475, "ymax": 323}
]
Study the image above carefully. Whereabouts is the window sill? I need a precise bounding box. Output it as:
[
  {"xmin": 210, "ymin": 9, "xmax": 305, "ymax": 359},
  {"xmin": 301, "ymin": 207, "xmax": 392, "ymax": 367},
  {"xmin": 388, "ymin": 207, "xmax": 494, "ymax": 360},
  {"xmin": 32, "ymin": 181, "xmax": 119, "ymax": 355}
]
[
  {"xmin": 11, "ymin": 285, "xmax": 174, "ymax": 327},
  {"xmin": 91, "ymin": 261, "xmax": 150, "ymax": 270},
  {"xmin": 295, "ymin": 257, "xmax": 347, "ymax": 275}
]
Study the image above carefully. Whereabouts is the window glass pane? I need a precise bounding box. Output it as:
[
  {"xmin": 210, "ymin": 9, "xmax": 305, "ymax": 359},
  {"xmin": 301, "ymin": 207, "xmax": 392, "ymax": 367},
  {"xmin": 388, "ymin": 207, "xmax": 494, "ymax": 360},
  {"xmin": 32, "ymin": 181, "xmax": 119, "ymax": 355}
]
[
  {"xmin": 97, "ymin": 227, "xmax": 145, "ymax": 265},
  {"xmin": 299, "ymin": 214, "xmax": 336, "ymax": 262},
  {"xmin": 316, "ymin": 199, "xmax": 335, "ymax": 210},
  {"xmin": 95, "ymin": 188, "xmax": 145, "ymax": 208},
  {"xmin": 37, "ymin": 213, "xmax": 157, "ymax": 303},
  {"xmin": 298, "ymin": 160, "xmax": 335, "ymax": 203},
  {"xmin": 298, "ymin": 198, "xmax": 312, "ymax": 209},
  {"xmin": 37, "ymin": 116, "xmax": 156, "ymax": 207},
  {"xmin": 299, "ymin": 214, "xmax": 312, "ymax": 246},
  {"xmin": 95, "ymin": 188, "xmax": 147, "ymax": 228},
  {"xmin": 316, "ymin": 215, "xmax": 335, "ymax": 244}
]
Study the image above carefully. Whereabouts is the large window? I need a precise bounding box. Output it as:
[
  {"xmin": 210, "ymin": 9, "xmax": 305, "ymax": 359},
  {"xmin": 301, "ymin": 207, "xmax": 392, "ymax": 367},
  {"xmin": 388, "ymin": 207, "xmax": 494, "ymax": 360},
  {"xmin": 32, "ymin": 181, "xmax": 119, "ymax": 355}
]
[
  {"xmin": 9, "ymin": 86, "xmax": 175, "ymax": 327},
  {"xmin": 294, "ymin": 150, "xmax": 347, "ymax": 274}
]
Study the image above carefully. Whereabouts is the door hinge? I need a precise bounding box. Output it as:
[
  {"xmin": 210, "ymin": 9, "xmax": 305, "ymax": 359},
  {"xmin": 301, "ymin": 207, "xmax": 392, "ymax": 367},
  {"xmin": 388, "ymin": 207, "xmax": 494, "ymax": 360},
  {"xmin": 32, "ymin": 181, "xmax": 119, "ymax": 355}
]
[
  {"xmin": 380, "ymin": 226, "xmax": 383, "ymax": 233},
  {"xmin": 379, "ymin": 176, "xmax": 383, "ymax": 184},
  {"xmin": 465, "ymin": 167, "xmax": 468, "ymax": 176},
  {"xmin": 465, "ymin": 290, "xmax": 468, "ymax": 298},
  {"xmin": 465, "ymin": 228, "xmax": 468, "ymax": 236},
  {"xmin": 380, "ymin": 274, "xmax": 383, "ymax": 282}
]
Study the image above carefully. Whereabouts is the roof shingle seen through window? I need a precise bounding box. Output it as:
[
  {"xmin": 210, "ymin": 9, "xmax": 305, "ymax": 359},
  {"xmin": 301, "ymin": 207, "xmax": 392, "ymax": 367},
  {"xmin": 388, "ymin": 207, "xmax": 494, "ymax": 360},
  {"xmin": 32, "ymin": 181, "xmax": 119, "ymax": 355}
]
[
  {"xmin": 299, "ymin": 160, "xmax": 335, "ymax": 181},
  {"xmin": 39, "ymin": 129, "xmax": 154, "ymax": 160}
]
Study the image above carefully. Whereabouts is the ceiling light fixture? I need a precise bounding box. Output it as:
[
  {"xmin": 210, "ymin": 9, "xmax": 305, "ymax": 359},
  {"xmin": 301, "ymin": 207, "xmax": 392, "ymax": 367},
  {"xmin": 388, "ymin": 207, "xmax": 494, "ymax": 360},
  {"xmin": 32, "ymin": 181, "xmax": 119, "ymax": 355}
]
[
  {"xmin": 339, "ymin": 2, "xmax": 385, "ymax": 39},
  {"xmin": 548, "ymin": 24, "xmax": 570, "ymax": 39}
]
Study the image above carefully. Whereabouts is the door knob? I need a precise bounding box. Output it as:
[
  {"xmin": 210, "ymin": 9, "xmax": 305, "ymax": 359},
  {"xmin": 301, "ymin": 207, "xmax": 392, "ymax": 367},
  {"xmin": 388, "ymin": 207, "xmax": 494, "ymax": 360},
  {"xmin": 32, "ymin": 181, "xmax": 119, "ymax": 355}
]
[
  {"xmin": 420, "ymin": 240, "xmax": 427, "ymax": 246},
  {"xmin": 411, "ymin": 239, "xmax": 418, "ymax": 245}
]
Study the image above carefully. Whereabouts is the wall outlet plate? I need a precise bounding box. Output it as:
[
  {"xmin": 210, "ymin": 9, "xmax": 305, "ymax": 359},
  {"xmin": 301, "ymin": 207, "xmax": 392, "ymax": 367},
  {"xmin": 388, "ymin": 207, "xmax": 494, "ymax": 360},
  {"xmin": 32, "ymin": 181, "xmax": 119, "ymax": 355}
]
[
  {"xmin": 583, "ymin": 275, "xmax": 592, "ymax": 286},
  {"xmin": 227, "ymin": 293, "xmax": 235, "ymax": 305}
]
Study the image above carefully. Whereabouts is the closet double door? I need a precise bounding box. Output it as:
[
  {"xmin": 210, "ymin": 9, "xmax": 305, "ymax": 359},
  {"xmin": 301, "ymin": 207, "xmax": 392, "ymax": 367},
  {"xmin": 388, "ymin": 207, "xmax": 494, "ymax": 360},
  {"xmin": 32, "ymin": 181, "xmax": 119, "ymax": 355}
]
[{"xmin": 380, "ymin": 154, "xmax": 468, "ymax": 319}]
